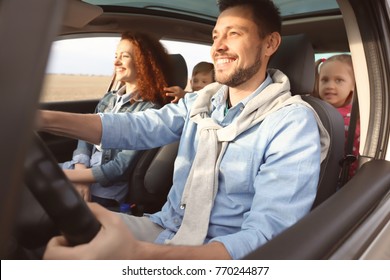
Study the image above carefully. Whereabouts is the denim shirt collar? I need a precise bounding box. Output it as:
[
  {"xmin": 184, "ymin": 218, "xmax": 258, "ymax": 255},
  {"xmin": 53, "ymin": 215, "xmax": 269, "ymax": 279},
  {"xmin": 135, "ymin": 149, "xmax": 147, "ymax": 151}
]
[{"xmin": 112, "ymin": 86, "xmax": 142, "ymax": 104}]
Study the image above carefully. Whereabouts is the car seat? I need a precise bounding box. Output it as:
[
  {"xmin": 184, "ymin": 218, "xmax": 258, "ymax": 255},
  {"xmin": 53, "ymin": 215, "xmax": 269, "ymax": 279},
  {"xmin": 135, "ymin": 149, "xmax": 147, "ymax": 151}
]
[
  {"xmin": 268, "ymin": 34, "xmax": 345, "ymax": 209},
  {"xmin": 168, "ymin": 54, "xmax": 188, "ymax": 89},
  {"xmin": 127, "ymin": 141, "xmax": 179, "ymax": 215},
  {"xmin": 125, "ymin": 54, "xmax": 187, "ymax": 215}
]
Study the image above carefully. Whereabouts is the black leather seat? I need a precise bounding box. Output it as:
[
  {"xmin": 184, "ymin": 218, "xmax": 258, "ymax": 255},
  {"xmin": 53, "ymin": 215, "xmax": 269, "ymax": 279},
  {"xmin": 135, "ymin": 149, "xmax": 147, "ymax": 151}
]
[
  {"xmin": 125, "ymin": 54, "xmax": 187, "ymax": 215},
  {"xmin": 168, "ymin": 54, "xmax": 188, "ymax": 89},
  {"xmin": 269, "ymin": 34, "xmax": 345, "ymax": 209},
  {"xmin": 127, "ymin": 141, "xmax": 179, "ymax": 214}
]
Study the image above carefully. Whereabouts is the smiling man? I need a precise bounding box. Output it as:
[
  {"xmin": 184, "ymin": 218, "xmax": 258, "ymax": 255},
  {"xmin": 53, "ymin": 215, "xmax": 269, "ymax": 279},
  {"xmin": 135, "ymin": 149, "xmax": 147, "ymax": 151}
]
[{"xmin": 40, "ymin": 0, "xmax": 328, "ymax": 260}]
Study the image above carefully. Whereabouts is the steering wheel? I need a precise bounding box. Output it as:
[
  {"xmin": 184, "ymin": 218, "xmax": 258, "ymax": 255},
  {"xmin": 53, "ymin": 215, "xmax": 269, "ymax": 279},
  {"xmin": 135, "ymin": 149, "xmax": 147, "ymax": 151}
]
[{"xmin": 21, "ymin": 133, "xmax": 101, "ymax": 247}]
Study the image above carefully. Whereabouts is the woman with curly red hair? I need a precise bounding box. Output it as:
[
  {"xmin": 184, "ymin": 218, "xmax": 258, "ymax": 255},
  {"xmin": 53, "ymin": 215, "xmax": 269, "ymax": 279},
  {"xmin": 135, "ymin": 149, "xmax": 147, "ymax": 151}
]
[{"xmin": 61, "ymin": 32, "xmax": 174, "ymax": 208}]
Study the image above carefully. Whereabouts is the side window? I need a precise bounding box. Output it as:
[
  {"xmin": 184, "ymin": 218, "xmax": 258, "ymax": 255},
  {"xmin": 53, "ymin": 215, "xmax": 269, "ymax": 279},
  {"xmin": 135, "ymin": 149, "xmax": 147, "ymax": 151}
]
[
  {"xmin": 315, "ymin": 52, "xmax": 350, "ymax": 61},
  {"xmin": 41, "ymin": 36, "xmax": 212, "ymax": 102},
  {"xmin": 41, "ymin": 36, "xmax": 120, "ymax": 102}
]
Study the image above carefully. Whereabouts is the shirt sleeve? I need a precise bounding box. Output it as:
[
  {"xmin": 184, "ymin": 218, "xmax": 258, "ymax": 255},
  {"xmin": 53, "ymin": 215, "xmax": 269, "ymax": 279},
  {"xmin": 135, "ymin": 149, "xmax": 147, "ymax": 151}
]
[
  {"xmin": 99, "ymin": 94, "xmax": 196, "ymax": 150},
  {"xmin": 210, "ymin": 105, "xmax": 321, "ymax": 259},
  {"xmin": 71, "ymin": 139, "xmax": 93, "ymax": 167}
]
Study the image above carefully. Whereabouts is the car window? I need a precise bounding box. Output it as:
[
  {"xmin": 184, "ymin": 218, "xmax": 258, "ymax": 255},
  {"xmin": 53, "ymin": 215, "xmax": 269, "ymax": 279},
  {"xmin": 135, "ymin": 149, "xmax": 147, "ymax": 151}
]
[
  {"xmin": 315, "ymin": 52, "xmax": 350, "ymax": 60},
  {"xmin": 41, "ymin": 37, "xmax": 119, "ymax": 102},
  {"xmin": 41, "ymin": 36, "xmax": 212, "ymax": 102}
]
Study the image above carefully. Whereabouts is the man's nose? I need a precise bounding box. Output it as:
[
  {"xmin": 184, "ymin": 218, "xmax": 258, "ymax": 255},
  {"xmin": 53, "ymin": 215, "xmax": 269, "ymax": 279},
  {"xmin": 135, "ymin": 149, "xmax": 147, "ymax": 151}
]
[{"xmin": 212, "ymin": 37, "xmax": 228, "ymax": 53}]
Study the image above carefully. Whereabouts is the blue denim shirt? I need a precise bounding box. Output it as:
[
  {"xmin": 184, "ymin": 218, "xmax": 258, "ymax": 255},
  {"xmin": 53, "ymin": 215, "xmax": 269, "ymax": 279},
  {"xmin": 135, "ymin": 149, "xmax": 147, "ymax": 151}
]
[
  {"xmin": 70, "ymin": 90, "xmax": 160, "ymax": 202},
  {"xmin": 100, "ymin": 74, "xmax": 321, "ymax": 259}
]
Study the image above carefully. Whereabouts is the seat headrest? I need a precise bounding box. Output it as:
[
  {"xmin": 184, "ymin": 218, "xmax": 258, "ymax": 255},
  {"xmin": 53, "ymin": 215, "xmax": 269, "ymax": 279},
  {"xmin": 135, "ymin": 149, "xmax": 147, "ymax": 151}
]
[
  {"xmin": 169, "ymin": 54, "xmax": 188, "ymax": 89},
  {"xmin": 268, "ymin": 34, "xmax": 315, "ymax": 95}
]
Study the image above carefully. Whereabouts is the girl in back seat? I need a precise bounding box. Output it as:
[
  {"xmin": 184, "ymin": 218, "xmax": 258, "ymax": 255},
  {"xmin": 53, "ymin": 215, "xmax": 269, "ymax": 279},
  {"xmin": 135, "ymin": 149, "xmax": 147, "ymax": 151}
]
[{"xmin": 313, "ymin": 54, "xmax": 360, "ymax": 182}]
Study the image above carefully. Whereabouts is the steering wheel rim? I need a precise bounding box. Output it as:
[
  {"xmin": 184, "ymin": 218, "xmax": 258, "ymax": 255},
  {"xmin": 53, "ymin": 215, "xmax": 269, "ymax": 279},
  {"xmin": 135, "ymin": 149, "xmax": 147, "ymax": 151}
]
[{"xmin": 22, "ymin": 132, "xmax": 101, "ymax": 247}]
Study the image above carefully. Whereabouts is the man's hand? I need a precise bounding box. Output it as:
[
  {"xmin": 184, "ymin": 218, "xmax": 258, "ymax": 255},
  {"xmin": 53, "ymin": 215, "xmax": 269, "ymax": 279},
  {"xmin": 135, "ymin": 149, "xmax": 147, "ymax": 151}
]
[{"xmin": 43, "ymin": 203, "xmax": 141, "ymax": 260}]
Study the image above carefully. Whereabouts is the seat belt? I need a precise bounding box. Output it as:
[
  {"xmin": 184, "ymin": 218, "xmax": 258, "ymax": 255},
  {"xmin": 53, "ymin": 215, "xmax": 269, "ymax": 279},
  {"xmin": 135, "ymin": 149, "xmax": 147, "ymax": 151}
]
[{"xmin": 338, "ymin": 93, "xmax": 359, "ymax": 187}]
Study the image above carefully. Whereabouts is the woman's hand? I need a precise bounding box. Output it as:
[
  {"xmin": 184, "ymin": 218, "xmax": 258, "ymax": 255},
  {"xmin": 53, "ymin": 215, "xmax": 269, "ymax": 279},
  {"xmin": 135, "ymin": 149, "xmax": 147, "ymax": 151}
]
[{"xmin": 73, "ymin": 183, "xmax": 91, "ymax": 202}]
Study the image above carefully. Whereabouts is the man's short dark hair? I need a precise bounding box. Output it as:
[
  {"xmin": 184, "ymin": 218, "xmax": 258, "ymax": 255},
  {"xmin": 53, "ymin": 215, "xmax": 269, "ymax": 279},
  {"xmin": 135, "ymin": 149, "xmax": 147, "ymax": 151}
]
[{"xmin": 217, "ymin": 0, "xmax": 281, "ymax": 38}]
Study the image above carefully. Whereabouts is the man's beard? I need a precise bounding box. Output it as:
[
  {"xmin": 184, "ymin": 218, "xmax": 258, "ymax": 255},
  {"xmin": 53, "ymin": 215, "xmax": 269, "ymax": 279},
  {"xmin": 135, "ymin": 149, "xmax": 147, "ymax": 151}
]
[{"xmin": 215, "ymin": 51, "xmax": 262, "ymax": 88}]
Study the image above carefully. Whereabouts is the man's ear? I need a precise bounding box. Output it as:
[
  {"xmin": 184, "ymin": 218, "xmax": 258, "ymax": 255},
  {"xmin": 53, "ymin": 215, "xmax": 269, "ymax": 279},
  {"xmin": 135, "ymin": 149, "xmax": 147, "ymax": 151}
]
[{"xmin": 264, "ymin": 32, "xmax": 281, "ymax": 58}]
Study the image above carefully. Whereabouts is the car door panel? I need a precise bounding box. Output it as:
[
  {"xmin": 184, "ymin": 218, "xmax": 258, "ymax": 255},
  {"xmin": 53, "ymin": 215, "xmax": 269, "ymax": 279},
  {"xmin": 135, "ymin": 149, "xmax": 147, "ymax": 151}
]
[{"xmin": 244, "ymin": 159, "xmax": 390, "ymax": 259}]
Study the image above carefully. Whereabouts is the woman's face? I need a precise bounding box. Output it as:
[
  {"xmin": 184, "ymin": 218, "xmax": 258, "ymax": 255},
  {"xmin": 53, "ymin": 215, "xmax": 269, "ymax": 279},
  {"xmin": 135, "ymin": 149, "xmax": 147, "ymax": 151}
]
[
  {"xmin": 114, "ymin": 39, "xmax": 137, "ymax": 84},
  {"xmin": 318, "ymin": 60, "xmax": 355, "ymax": 108}
]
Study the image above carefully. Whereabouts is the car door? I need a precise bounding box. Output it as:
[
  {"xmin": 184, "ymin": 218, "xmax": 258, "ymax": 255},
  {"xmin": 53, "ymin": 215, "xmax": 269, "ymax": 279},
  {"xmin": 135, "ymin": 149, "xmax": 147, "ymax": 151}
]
[{"xmin": 0, "ymin": 0, "xmax": 67, "ymax": 258}]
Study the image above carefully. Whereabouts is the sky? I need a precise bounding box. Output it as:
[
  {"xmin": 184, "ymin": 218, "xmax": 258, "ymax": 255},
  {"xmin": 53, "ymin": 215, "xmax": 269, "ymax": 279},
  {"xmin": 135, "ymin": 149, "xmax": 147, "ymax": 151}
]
[{"xmin": 45, "ymin": 37, "xmax": 213, "ymax": 78}]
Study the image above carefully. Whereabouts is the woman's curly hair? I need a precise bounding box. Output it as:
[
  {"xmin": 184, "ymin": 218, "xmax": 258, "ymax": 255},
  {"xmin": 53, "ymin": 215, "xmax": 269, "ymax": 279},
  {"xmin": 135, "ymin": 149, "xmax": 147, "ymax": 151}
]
[{"xmin": 121, "ymin": 32, "xmax": 173, "ymax": 105}]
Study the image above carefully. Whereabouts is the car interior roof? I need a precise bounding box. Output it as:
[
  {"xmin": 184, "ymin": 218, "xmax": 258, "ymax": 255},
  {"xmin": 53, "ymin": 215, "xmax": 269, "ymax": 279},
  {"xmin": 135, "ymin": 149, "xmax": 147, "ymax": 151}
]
[{"xmin": 61, "ymin": 1, "xmax": 349, "ymax": 54}]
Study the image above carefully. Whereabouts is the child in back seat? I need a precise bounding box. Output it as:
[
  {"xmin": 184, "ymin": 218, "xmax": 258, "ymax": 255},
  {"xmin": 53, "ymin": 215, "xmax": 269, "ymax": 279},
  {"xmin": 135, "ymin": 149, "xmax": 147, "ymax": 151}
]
[
  {"xmin": 164, "ymin": 61, "xmax": 215, "ymax": 103},
  {"xmin": 313, "ymin": 54, "xmax": 360, "ymax": 181}
]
